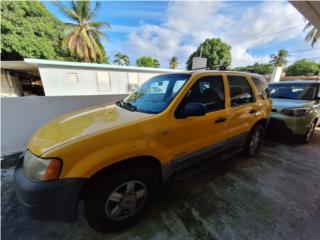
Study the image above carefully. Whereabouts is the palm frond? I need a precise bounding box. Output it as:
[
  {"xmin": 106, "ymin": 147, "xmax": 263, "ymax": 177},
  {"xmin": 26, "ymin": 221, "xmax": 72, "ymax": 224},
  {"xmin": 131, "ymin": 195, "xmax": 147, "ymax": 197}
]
[
  {"xmin": 81, "ymin": 28, "xmax": 97, "ymax": 60},
  {"xmin": 303, "ymin": 22, "xmax": 313, "ymax": 32},
  {"xmin": 88, "ymin": 21, "xmax": 111, "ymax": 29},
  {"xmin": 81, "ymin": 1, "xmax": 91, "ymax": 20},
  {"xmin": 88, "ymin": 29, "xmax": 109, "ymax": 42},
  {"xmin": 88, "ymin": 1, "xmax": 101, "ymax": 20},
  {"xmin": 57, "ymin": 0, "xmax": 109, "ymax": 62},
  {"xmin": 304, "ymin": 22, "xmax": 319, "ymax": 48},
  {"xmin": 62, "ymin": 25, "xmax": 79, "ymax": 37},
  {"xmin": 89, "ymin": 31, "xmax": 104, "ymax": 57},
  {"xmin": 52, "ymin": 1, "xmax": 80, "ymax": 22}
]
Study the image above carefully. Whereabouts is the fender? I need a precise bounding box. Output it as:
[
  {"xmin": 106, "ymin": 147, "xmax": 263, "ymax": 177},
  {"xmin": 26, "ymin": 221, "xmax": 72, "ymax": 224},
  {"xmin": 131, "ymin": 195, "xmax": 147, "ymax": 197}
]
[{"xmin": 44, "ymin": 137, "xmax": 171, "ymax": 179}]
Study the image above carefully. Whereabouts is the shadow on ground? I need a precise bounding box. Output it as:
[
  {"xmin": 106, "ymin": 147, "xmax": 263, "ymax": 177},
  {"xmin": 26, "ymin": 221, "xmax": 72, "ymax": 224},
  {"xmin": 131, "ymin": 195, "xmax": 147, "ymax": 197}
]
[{"xmin": 2, "ymin": 130, "xmax": 320, "ymax": 240}]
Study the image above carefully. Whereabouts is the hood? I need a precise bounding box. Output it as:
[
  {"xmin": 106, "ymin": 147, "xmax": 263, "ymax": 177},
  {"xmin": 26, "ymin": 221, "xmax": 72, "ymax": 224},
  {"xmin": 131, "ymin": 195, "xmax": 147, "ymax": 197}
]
[
  {"xmin": 28, "ymin": 104, "xmax": 151, "ymax": 156},
  {"xmin": 272, "ymin": 98, "xmax": 315, "ymax": 111}
]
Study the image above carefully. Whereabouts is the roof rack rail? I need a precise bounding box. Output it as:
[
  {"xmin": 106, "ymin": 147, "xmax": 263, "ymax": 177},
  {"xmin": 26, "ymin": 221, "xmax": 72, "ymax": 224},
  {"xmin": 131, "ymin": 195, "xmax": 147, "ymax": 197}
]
[{"xmin": 192, "ymin": 65, "xmax": 227, "ymax": 71}]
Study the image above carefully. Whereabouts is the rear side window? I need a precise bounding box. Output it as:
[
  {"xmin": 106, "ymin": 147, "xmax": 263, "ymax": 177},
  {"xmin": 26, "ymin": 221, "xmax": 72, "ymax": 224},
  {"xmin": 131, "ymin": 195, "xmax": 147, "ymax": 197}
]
[
  {"xmin": 228, "ymin": 75, "xmax": 254, "ymax": 107},
  {"xmin": 252, "ymin": 76, "xmax": 270, "ymax": 99}
]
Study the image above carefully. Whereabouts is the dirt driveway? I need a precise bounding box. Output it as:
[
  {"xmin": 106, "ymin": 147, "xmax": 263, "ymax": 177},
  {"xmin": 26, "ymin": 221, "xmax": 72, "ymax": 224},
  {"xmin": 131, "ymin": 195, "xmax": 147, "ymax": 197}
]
[{"xmin": 2, "ymin": 130, "xmax": 320, "ymax": 240}]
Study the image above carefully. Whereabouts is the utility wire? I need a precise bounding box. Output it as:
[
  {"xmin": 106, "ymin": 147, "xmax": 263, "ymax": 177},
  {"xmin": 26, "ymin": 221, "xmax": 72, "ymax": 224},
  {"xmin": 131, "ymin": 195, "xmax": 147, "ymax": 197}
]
[
  {"xmin": 288, "ymin": 48, "xmax": 320, "ymax": 53},
  {"xmin": 287, "ymin": 56, "xmax": 320, "ymax": 62},
  {"xmin": 232, "ymin": 24, "xmax": 304, "ymax": 45}
]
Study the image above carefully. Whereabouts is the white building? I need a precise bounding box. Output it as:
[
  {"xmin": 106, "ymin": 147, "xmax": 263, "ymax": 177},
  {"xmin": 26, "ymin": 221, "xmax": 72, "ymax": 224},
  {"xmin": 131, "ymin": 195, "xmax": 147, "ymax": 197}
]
[
  {"xmin": 1, "ymin": 58, "xmax": 186, "ymax": 97},
  {"xmin": 1, "ymin": 59, "xmax": 187, "ymax": 154}
]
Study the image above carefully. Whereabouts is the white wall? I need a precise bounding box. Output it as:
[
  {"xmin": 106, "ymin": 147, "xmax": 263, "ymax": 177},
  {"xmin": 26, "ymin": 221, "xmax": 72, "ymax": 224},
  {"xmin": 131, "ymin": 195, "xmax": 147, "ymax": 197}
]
[
  {"xmin": 1, "ymin": 94, "xmax": 127, "ymax": 155},
  {"xmin": 38, "ymin": 66, "xmax": 161, "ymax": 96}
]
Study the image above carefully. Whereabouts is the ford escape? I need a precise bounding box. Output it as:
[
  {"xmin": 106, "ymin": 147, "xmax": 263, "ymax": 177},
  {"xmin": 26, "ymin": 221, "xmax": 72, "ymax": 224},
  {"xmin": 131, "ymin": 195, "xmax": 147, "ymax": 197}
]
[{"xmin": 14, "ymin": 71, "xmax": 272, "ymax": 232}]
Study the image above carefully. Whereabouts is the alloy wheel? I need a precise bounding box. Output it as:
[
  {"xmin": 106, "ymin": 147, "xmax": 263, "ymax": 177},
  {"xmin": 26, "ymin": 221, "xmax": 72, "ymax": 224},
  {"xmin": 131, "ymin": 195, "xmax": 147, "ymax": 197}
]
[
  {"xmin": 249, "ymin": 128, "xmax": 262, "ymax": 154},
  {"xmin": 105, "ymin": 181, "xmax": 148, "ymax": 221}
]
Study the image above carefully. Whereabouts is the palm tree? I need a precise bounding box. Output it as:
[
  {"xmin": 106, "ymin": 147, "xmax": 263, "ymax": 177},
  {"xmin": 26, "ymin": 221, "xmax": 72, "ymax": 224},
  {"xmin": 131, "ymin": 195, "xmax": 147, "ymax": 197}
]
[
  {"xmin": 113, "ymin": 53, "xmax": 130, "ymax": 66},
  {"xmin": 304, "ymin": 22, "xmax": 319, "ymax": 48},
  {"xmin": 169, "ymin": 56, "xmax": 178, "ymax": 69},
  {"xmin": 153, "ymin": 59, "xmax": 160, "ymax": 68},
  {"xmin": 54, "ymin": 1, "xmax": 110, "ymax": 63},
  {"xmin": 270, "ymin": 49, "xmax": 288, "ymax": 67}
]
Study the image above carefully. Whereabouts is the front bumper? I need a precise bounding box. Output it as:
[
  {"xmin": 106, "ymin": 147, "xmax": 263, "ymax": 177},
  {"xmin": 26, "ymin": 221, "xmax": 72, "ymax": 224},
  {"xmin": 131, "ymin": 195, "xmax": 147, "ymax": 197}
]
[
  {"xmin": 14, "ymin": 155, "xmax": 86, "ymax": 222},
  {"xmin": 269, "ymin": 112, "xmax": 312, "ymax": 135}
]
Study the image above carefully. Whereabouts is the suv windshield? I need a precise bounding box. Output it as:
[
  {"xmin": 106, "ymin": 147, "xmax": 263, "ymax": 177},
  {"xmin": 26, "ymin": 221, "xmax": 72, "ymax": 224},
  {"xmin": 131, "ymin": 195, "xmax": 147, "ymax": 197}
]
[
  {"xmin": 269, "ymin": 83, "xmax": 318, "ymax": 100},
  {"xmin": 117, "ymin": 73, "xmax": 190, "ymax": 114}
]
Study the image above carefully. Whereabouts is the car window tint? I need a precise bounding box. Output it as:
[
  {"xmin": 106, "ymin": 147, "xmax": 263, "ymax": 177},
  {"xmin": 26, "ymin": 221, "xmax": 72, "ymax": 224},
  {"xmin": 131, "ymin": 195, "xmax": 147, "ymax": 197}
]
[
  {"xmin": 185, "ymin": 75, "xmax": 225, "ymax": 112},
  {"xmin": 228, "ymin": 75, "xmax": 254, "ymax": 107},
  {"xmin": 269, "ymin": 83, "xmax": 318, "ymax": 100},
  {"xmin": 252, "ymin": 76, "xmax": 270, "ymax": 99}
]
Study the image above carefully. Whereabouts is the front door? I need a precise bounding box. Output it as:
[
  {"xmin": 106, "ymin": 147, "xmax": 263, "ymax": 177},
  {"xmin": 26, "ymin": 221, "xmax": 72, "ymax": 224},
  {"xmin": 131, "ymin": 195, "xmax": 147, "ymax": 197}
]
[{"xmin": 165, "ymin": 74, "xmax": 230, "ymax": 169}]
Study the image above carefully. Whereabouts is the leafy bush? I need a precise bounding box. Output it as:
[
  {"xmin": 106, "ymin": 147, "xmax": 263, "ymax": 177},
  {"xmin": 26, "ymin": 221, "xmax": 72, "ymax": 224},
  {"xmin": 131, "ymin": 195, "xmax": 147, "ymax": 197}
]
[{"xmin": 286, "ymin": 60, "xmax": 320, "ymax": 76}]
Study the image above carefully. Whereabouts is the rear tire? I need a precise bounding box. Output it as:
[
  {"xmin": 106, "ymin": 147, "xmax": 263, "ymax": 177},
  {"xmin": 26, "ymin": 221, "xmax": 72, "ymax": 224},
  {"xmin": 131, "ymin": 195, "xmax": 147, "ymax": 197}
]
[
  {"xmin": 243, "ymin": 123, "xmax": 265, "ymax": 157},
  {"xmin": 84, "ymin": 168, "xmax": 159, "ymax": 232}
]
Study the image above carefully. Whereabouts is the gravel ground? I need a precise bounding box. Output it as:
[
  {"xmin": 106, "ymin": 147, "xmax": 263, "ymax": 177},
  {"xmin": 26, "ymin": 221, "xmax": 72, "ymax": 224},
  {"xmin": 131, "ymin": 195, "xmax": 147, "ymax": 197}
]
[{"xmin": 2, "ymin": 130, "xmax": 320, "ymax": 240}]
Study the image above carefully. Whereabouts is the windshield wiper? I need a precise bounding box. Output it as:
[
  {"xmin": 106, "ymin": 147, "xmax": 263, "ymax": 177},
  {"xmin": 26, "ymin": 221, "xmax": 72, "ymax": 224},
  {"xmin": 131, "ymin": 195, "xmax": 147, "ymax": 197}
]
[{"xmin": 116, "ymin": 99, "xmax": 137, "ymax": 112}]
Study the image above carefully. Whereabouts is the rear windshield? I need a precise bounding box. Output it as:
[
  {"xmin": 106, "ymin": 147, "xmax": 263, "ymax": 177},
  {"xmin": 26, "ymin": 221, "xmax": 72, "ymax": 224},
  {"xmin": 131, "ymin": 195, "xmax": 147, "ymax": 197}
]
[{"xmin": 269, "ymin": 83, "xmax": 318, "ymax": 100}]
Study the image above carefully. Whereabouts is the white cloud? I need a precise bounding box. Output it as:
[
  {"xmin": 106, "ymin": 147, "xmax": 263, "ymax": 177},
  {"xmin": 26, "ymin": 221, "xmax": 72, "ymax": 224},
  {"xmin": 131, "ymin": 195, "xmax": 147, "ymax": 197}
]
[{"xmin": 124, "ymin": 1, "xmax": 306, "ymax": 68}]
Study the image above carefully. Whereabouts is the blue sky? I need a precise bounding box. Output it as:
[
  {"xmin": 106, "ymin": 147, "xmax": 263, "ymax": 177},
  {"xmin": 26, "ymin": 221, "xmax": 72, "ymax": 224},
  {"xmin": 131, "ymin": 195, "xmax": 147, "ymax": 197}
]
[{"xmin": 43, "ymin": 1, "xmax": 319, "ymax": 68}]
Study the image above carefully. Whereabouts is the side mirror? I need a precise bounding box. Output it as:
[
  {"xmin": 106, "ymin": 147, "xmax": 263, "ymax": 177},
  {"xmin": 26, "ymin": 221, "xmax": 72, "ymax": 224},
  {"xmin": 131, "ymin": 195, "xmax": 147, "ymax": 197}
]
[{"xmin": 176, "ymin": 102, "xmax": 207, "ymax": 118}]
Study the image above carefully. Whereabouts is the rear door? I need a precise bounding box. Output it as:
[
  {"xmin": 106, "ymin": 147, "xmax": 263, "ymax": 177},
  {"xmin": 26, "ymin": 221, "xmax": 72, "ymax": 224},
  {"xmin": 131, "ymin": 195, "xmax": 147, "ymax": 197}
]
[{"xmin": 226, "ymin": 75, "xmax": 258, "ymax": 139}]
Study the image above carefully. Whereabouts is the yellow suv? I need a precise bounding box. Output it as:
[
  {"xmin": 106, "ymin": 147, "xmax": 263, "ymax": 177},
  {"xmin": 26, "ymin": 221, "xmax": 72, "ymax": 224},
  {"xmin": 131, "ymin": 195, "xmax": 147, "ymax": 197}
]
[{"xmin": 14, "ymin": 71, "xmax": 271, "ymax": 232}]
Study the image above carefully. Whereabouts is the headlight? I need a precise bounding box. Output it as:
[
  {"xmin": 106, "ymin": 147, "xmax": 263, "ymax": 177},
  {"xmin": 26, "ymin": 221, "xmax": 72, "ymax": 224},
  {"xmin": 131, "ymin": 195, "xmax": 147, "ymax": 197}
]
[
  {"xmin": 281, "ymin": 107, "xmax": 311, "ymax": 117},
  {"xmin": 23, "ymin": 151, "xmax": 62, "ymax": 181}
]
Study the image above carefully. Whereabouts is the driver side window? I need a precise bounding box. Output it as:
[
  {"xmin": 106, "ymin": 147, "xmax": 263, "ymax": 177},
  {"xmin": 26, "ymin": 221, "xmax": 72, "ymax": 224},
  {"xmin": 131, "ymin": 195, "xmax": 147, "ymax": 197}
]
[{"xmin": 184, "ymin": 75, "xmax": 225, "ymax": 112}]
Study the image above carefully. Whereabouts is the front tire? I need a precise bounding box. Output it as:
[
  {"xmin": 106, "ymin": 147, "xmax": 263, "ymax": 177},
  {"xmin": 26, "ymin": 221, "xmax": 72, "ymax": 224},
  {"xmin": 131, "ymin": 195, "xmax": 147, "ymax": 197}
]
[
  {"xmin": 84, "ymin": 168, "xmax": 159, "ymax": 232},
  {"xmin": 243, "ymin": 123, "xmax": 265, "ymax": 157},
  {"xmin": 301, "ymin": 120, "xmax": 316, "ymax": 144}
]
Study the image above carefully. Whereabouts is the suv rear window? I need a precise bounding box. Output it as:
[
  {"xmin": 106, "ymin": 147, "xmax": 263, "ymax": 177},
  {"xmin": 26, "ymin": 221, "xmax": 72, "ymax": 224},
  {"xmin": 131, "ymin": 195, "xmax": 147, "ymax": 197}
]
[
  {"xmin": 252, "ymin": 76, "xmax": 270, "ymax": 100},
  {"xmin": 228, "ymin": 75, "xmax": 254, "ymax": 107}
]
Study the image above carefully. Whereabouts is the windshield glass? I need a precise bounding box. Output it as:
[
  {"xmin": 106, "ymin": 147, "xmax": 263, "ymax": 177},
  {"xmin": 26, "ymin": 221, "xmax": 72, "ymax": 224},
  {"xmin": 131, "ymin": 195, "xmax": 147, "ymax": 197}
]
[
  {"xmin": 118, "ymin": 73, "xmax": 190, "ymax": 114},
  {"xmin": 269, "ymin": 83, "xmax": 318, "ymax": 100}
]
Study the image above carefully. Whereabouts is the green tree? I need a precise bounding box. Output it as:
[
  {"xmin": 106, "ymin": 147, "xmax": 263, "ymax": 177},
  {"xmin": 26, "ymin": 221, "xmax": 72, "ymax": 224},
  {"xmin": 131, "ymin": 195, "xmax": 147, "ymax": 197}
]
[
  {"xmin": 186, "ymin": 38, "xmax": 232, "ymax": 70},
  {"xmin": 54, "ymin": 0, "xmax": 109, "ymax": 63},
  {"xmin": 234, "ymin": 63, "xmax": 273, "ymax": 75},
  {"xmin": 136, "ymin": 56, "xmax": 160, "ymax": 68},
  {"xmin": 113, "ymin": 53, "xmax": 129, "ymax": 65},
  {"xmin": 270, "ymin": 49, "xmax": 288, "ymax": 67},
  {"xmin": 252, "ymin": 63, "xmax": 273, "ymax": 74},
  {"xmin": 304, "ymin": 22, "xmax": 319, "ymax": 48},
  {"xmin": 1, "ymin": 1, "xmax": 72, "ymax": 60},
  {"xmin": 286, "ymin": 60, "xmax": 320, "ymax": 76},
  {"xmin": 169, "ymin": 56, "xmax": 178, "ymax": 69},
  {"xmin": 153, "ymin": 59, "xmax": 160, "ymax": 68}
]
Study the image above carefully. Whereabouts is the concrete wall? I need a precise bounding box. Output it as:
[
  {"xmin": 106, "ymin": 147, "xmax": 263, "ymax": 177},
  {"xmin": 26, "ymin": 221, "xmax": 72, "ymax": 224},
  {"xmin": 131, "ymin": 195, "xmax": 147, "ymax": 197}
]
[
  {"xmin": 1, "ymin": 94, "xmax": 127, "ymax": 155},
  {"xmin": 38, "ymin": 66, "xmax": 160, "ymax": 96}
]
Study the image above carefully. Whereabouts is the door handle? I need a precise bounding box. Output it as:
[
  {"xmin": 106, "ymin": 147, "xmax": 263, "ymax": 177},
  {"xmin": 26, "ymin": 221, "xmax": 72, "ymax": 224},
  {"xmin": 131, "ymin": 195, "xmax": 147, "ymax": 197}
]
[
  {"xmin": 249, "ymin": 109, "xmax": 257, "ymax": 114},
  {"xmin": 214, "ymin": 117, "xmax": 227, "ymax": 123}
]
